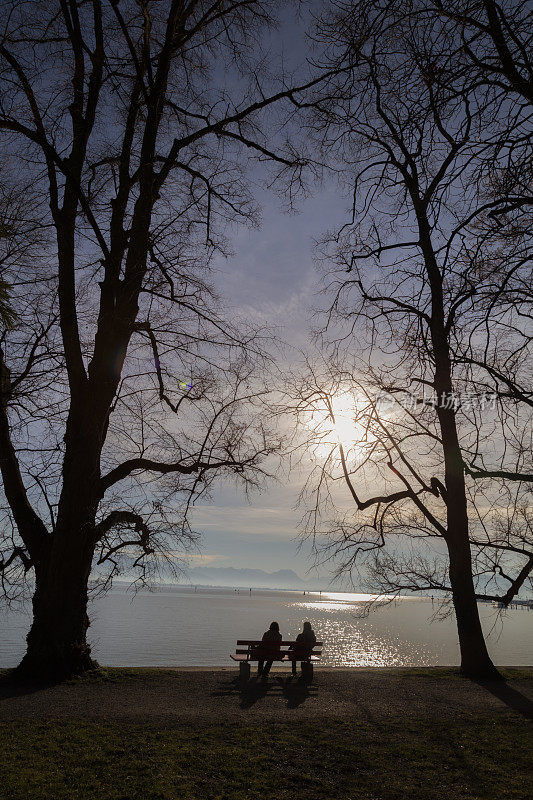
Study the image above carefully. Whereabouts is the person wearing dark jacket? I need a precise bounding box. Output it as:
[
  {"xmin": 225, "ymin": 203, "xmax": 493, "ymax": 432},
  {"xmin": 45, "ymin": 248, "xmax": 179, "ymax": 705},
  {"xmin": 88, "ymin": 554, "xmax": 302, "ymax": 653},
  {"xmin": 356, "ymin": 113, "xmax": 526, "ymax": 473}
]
[
  {"xmin": 256, "ymin": 621, "xmax": 282, "ymax": 679},
  {"xmin": 290, "ymin": 621, "xmax": 317, "ymax": 676}
]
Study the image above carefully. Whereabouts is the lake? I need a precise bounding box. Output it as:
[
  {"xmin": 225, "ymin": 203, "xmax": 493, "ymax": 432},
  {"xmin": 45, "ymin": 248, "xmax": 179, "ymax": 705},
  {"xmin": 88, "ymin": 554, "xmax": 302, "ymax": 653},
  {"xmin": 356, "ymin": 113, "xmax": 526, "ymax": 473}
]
[{"xmin": 0, "ymin": 586, "xmax": 531, "ymax": 668}]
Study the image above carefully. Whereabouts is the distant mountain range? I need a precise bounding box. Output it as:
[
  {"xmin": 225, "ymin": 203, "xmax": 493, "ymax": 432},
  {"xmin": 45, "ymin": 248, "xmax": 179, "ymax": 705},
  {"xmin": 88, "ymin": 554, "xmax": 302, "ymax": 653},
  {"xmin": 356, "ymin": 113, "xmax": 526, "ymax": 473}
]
[{"xmin": 184, "ymin": 566, "xmax": 309, "ymax": 589}]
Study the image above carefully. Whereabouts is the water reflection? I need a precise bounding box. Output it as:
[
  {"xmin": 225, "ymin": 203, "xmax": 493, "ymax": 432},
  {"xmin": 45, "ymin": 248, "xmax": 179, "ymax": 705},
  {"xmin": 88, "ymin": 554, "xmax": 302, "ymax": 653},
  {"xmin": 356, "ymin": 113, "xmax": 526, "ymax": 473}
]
[
  {"xmin": 285, "ymin": 601, "xmax": 443, "ymax": 666},
  {"xmin": 310, "ymin": 619, "xmax": 437, "ymax": 667},
  {"xmin": 0, "ymin": 588, "xmax": 531, "ymax": 667},
  {"xmin": 297, "ymin": 601, "xmax": 351, "ymax": 612},
  {"xmin": 320, "ymin": 592, "xmax": 395, "ymax": 603}
]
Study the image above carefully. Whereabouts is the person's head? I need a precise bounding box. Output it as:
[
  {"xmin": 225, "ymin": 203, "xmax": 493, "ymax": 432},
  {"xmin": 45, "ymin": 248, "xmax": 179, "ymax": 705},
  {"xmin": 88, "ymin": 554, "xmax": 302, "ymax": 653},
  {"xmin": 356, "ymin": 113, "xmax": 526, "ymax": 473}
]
[
  {"xmin": 269, "ymin": 621, "xmax": 280, "ymax": 632},
  {"xmin": 303, "ymin": 621, "xmax": 312, "ymax": 632}
]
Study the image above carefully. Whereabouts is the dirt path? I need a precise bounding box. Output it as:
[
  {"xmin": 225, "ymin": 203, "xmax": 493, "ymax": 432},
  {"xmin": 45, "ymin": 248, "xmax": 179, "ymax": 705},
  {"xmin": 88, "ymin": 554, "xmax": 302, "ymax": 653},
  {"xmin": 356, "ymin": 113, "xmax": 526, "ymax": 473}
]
[{"xmin": 1, "ymin": 667, "xmax": 531, "ymax": 724}]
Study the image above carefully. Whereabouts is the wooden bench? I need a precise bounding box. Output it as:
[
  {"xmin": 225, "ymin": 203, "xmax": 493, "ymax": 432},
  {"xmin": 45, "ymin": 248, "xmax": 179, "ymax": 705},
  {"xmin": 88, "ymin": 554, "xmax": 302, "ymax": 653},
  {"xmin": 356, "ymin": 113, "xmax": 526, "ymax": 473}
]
[{"xmin": 231, "ymin": 639, "xmax": 323, "ymax": 682}]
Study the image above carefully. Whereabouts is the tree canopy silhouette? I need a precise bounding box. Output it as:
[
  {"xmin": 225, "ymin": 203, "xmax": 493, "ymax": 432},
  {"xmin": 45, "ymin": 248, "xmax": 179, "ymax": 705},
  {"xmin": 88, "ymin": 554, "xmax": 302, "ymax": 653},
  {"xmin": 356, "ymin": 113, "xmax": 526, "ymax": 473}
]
[
  {"xmin": 0, "ymin": 0, "xmax": 319, "ymax": 678},
  {"xmin": 286, "ymin": 0, "xmax": 531, "ymax": 680}
]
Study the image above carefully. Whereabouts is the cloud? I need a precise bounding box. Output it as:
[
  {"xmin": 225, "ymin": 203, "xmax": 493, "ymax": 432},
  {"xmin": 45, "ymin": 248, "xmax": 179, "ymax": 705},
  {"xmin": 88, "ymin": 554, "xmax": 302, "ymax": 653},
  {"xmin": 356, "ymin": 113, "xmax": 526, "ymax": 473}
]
[
  {"xmin": 167, "ymin": 552, "xmax": 230, "ymax": 566},
  {"xmin": 190, "ymin": 502, "xmax": 301, "ymax": 539}
]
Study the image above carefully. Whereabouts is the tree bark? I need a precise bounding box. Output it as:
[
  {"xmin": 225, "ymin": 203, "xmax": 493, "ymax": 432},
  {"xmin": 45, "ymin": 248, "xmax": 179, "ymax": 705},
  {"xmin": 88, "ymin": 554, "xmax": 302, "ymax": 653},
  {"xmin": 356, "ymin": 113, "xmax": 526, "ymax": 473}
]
[
  {"xmin": 436, "ymin": 369, "xmax": 502, "ymax": 679},
  {"xmin": 443, "ymin": 437, "xmax": 501, "ymax": 679},
  {"xmin": 17, "ymin": 399, "xmax": 105, "ymax": 679},
  {"xmin": 17, "ymin": 535, "xmax": 97, "ymax": 679},
  {"xmin": 416, "ymin": 205, "xmax": 503, "ymax": 681},
  {"xmin": 438, "ymin": 412, "xmax": 502, "ymax": 679},
  {"xmin": 446, "ymin": 531, "xmax": 500, "ymax": 680}
]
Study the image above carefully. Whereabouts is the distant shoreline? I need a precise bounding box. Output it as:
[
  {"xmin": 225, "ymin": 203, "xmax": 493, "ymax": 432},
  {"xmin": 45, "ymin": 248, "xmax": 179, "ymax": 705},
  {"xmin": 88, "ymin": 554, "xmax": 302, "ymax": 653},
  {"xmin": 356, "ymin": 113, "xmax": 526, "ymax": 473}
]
[{"xmin": 103, "ymin": 582, "xmax": 533, "ymax": 602}]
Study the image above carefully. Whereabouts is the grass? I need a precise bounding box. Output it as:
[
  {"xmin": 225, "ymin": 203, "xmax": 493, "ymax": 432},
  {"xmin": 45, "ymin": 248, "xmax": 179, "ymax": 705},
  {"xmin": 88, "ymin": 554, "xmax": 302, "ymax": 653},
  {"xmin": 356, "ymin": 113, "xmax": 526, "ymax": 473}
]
[
  {"xmin": 1, "ymin": 667, "xmax": 531, "ymax": 799},
  {"xmin": 1, "ymin": 715, "xmax": 531, "ymax": 800}
]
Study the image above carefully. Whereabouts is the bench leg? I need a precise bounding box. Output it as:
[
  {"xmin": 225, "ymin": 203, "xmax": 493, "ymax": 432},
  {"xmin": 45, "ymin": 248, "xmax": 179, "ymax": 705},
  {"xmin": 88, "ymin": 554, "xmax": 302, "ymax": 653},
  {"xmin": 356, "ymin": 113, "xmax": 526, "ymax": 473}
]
[
  {"xmin": 301, "ymin": 661, "xmax": 313, "ymax": 683},
  {"xmin": 239, "ymin": 661, "xmax": 251, "ymax": 683}
]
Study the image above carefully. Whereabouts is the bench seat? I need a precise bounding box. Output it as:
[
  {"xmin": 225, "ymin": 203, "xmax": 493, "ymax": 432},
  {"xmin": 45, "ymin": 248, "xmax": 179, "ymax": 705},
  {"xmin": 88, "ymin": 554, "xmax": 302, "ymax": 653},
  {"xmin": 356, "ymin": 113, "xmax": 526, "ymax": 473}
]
[
  {"xmin": 231, "ymin": 639, "xmax": 323, "ymax": 680},
  {"xmin": 230, "ymin": 653, "xmax": 321, "ymax": 662}
]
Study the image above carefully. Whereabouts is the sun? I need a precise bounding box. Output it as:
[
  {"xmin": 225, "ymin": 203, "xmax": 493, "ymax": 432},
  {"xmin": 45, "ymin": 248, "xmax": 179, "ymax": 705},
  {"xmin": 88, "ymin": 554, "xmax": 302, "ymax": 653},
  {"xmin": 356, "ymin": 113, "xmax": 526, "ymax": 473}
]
[
  {"xmin": 330, "ymin": 393, "xmax": 362, "ymax": 445},
  {"xmin": 305, "ymin": 390, "xmax": 372, "ymax": 460}
]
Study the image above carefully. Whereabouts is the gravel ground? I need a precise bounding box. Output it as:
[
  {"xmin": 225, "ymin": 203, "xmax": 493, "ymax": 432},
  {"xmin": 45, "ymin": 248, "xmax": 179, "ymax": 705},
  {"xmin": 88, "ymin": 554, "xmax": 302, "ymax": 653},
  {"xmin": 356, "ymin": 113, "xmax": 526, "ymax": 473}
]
[{"xmin": 1, "ymin": 667, "xmax": 531, "ymax": 724}]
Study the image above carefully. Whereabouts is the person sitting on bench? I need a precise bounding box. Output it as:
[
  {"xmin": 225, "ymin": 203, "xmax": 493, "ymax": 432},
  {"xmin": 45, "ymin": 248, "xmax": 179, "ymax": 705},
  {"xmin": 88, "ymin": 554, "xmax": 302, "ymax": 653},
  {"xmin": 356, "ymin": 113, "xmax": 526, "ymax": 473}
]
[
  {"xmin": 290, "ymin": 621, "xmax": 317, "ymax": 676},
  {"xmin": 256, "ymin": 620, "xmax": 282, "ymax": 680}
]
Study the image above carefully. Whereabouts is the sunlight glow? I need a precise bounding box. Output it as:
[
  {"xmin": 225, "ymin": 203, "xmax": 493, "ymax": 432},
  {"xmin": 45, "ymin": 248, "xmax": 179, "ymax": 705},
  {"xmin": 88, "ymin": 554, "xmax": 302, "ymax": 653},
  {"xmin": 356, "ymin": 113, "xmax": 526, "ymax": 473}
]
[{"xmin": 306, "ymin": 391, "xmax": 374, "ymax": 460}]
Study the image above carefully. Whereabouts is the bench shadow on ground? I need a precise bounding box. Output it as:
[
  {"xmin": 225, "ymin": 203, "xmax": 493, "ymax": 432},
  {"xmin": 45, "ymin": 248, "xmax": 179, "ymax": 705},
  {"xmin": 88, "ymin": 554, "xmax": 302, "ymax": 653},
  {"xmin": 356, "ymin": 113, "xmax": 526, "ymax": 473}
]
[{"xmin": 211, "ymin": 674, "xmax": 318, "ymax": 709}]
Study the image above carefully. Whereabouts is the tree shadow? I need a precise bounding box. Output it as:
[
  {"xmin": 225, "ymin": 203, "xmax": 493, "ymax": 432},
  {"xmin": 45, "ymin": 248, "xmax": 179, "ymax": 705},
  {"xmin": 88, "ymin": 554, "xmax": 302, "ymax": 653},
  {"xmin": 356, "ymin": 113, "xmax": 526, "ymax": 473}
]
[
  {"xmin": 345, "ymin": 680, "xmax": 385, "ymax": 729},
  {"xmin": 429, "ymin": 720, "xmax": 486, "ymax": 795},
  {"xmin": 0, "ymin": 670, "xmax": 57, "ymax": 700},
  {"xmin": 472, "ymin": 678, "xmax": 533, "ymax": 721},
  {"xmin": 211, "ymin": 674, "xmax": 318, "ymax": 709}
]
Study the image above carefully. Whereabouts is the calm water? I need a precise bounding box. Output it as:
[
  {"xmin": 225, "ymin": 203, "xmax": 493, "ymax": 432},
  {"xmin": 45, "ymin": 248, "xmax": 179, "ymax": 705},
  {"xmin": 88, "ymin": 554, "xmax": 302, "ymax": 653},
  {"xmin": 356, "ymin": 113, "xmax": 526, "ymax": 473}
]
[{"xmin": 0, "ymin": 586, "xmax": 531, "ymax": 667}]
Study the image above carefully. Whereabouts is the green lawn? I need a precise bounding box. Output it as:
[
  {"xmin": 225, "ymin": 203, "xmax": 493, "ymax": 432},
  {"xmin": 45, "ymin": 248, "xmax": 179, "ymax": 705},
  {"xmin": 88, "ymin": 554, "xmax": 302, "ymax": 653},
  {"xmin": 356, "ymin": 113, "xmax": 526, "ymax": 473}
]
[{"xmin": 1, "ymin": 715, "xmax": 530, "ymax": 800}]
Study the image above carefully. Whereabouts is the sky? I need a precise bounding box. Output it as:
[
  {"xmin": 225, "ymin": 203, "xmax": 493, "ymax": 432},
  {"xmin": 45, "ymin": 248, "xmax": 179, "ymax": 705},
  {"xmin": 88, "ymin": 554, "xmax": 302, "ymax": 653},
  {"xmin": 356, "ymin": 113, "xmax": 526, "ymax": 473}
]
[
  {"xmin": 187, "ymin": 183, "xmax": 350, "ymax": 582},
  {"xmin": 174, "ymin": 4, "xmax": 356, "ymax": 583},
  {"xmin": 170, "ymin": 3, "xmax": 429, "ymax": 588},
  {"xmin": 3, "ymin": 2, "xmax": 527, "ymax": 596}
]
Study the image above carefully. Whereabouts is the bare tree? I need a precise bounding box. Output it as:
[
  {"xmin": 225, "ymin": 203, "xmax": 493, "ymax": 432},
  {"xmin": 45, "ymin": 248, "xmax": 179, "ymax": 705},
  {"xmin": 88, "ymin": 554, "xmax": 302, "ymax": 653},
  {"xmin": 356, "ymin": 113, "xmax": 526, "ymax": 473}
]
[
  {"xmin": 0, "ymin": 0, "xmax": 321, "ymax": 678},
  {"xmin": 288, "ymin": 363, "xmax": 532, "ymax": 608},
  {"xmin": 0, "ymin": 222, "xmax": 17, "ymax": 330},
  {"xmin": 287, "ymin": 0, "xmax": 532, "ymax": 679},
  {"xmin": 429, "ymin": 0, "xmax": 533, "ymax": 104},
  {"xmin": 423, "ymin": 0, "xmax": 533, "ymax": 488},
  {"xmin": 0, "ymin": 281, "xmax": 15, "ymax": 331}
]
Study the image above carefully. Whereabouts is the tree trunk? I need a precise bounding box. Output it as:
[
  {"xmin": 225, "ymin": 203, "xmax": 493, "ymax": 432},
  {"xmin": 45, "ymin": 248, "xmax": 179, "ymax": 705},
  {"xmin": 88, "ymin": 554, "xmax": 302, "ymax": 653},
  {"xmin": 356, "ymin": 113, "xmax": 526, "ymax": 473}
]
[
  {"xmin": 17, "ymin": 540, "xmax": 97, "ymax": 680},
  {"xmin": 415, "ymin": 207, "xmax": 502, "ymax": 681},
  {"xmin": 16, "ymin": 399, "xmax": 107, "ymax": 680},
  {"xmin": 438, "ymin": 408, "xmax": 502, "ymax": 680},
  {"xmin": 446, "ymin": 531, "xmax": 502, "ymax": 680}
]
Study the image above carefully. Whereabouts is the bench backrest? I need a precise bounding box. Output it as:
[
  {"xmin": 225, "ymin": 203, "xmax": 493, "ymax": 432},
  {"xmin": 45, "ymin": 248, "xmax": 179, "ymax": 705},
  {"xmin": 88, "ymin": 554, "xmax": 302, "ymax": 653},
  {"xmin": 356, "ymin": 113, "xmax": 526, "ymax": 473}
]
[{"xmin": 236, "ymin": 640, "xmax": 323, "ymax": 646}]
